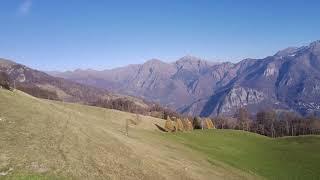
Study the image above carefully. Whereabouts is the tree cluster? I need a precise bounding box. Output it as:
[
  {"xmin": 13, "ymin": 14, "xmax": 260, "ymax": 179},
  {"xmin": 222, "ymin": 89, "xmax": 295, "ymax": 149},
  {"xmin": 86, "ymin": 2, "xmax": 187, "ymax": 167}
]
[
  {"xmin": 253, "ymin": 110, "xmax": 320, "ymax": 137},
  {"xmin": 164, "ymin": 116, "xmax": 215, "ymax": 132},
  {"xmin": 213, "ymin": 107, "xmax": 320, "ymax": 137},
  {"xmin": 92, "ymin": 98, "xmax": 146, "ymax": 114},
  {"xmin": 164, "ymin": 117, "xmax": 192, "ymax": 132},
  {"xmin": 192, "ymin": 116, "xmax": 215, "ymax": 130},
  {"xmin": 16, "ymin": 84, "xmax": 60, "ymax": 100},
  {"xmin": 91, "ymin": 99, "xmax": 181, "ymax": 120}
]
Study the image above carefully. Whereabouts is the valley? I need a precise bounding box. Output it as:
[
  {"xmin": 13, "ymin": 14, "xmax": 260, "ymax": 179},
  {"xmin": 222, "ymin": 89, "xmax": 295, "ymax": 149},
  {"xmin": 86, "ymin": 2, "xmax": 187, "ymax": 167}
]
[{"xmin": 51, "ymin": 41, "xmax": 320, "ymax": 117}]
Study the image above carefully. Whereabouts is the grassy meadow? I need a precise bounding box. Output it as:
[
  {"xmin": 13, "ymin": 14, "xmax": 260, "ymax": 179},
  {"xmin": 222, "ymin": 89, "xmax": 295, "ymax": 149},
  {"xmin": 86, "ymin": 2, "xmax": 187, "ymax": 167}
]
[
  {"xmin": 0, "ymin": 89, "xmax": 253, "ymax": 179},
  {"xmin": 166, "ymin": 130, "xmax": 320, "ymax": 179},
  {"xmin": 0, "ymin": 88, "xmax": 319, "ymax": 179}
]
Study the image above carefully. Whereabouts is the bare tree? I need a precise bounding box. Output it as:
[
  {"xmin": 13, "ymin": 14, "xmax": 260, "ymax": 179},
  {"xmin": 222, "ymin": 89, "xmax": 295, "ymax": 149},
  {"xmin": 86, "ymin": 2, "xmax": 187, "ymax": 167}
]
[
  {"xmin": 125, "ymin": 119, "xmax": 129, "ymax": 136},
  {"xmin": 235, "ymin": 107, "xmax": 250, "ymax": 131}
]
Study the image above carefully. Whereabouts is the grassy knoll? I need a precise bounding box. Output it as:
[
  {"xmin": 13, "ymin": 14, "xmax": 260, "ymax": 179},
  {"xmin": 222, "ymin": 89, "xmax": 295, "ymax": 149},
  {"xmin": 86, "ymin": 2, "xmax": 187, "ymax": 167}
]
[{"xmin": 166, "ymin": 130, "xmax": 320, "ymax": 179}]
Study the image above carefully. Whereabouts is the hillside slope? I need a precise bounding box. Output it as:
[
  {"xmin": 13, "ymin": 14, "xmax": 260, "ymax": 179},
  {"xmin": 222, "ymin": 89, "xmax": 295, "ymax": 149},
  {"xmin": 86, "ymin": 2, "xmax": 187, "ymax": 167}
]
[
  {"xmin": 0, "ymin": 89, "xmax": 253, "ymax": 179},
  {"xmin": 0, "ymin": 58, "xmax": 172, "ymax": 116}
]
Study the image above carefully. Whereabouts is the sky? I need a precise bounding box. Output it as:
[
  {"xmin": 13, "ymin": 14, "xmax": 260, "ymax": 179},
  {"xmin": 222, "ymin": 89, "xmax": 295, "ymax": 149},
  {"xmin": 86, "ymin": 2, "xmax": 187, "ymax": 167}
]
[{"xmin": 0, "ymin": 0, "xmax": 320, "ymax": 71}]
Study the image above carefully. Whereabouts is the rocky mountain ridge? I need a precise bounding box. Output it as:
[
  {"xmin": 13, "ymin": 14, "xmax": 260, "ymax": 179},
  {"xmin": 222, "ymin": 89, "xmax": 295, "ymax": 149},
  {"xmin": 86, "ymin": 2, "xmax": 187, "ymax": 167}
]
[
  {"xmin": 51, "ymin": 40, "xmax": 320, "ymax": 117},
  {"xmin": 0, "ymin": 58, "xmax": 159, "ymax": 114}
]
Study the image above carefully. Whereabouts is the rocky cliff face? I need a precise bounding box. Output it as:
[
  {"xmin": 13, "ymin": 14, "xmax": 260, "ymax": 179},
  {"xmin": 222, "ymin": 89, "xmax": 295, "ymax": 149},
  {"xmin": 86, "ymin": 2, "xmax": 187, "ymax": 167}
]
[
  {"xmin": 51, "ymin": 41, "xmax": 320, "ymax": 117},
  {"xmin": 218, "ymin": 87, "xmax": 265, "ymax": 114}
]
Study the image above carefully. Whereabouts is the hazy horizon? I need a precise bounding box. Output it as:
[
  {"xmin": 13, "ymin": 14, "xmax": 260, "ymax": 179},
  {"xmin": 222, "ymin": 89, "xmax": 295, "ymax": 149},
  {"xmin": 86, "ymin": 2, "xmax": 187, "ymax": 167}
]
[{"xmin": 2, "ymin": 40, "xmax": 318, "ymax": 72}]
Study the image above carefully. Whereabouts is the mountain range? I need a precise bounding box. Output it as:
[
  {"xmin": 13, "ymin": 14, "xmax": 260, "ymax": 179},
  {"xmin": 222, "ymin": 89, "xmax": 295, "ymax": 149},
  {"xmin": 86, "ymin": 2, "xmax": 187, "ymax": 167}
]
[
  {"xmin": 50, "ymin": 40, "xmax": 320, "ymax": 117},
  {"xmin": 0, "ymin": 58, "xmax": 156, "ymax": 113}
]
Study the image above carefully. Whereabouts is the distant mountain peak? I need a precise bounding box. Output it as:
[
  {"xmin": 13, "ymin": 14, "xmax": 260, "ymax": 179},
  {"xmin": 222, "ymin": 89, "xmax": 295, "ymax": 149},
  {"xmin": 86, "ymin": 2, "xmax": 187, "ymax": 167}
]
[
  {"xmin": 310, "ymin": 40, "xmax": 320, "ymax": 46},
  {"xmin": 176, "ymin": 55, "xmax": 218, "ymax": 67},
  {"xmin": 73, "ymin": 68, "xmax": 97, "ymax": 72},
  {"xmin": 178, "ymin": 55, "xmax": 202, "ymax": 61},
  {"xmin": 49, "ymin": 40, "xmax": 320, "ymax": 117},
  {"xmin": 275, "ymin": 47, "xmax": 300, "ymax": 57},
  {"xmin": 74, "ymin": 68, "xmax": 84, "ymax": 72},
  {"xmin": 309, "ymin": 40, "xmax": 320, "ymax": 51},
  {"xmin": 144, "ymin": 58, "xmax": 165, "ymax": 65},
  {"xmin": 0, "ymin": 58, "xmax": 17, "ymax": 67},
  {"xmin": 274, "ymin": 40, "xmax": 320, "ymax": 58}
]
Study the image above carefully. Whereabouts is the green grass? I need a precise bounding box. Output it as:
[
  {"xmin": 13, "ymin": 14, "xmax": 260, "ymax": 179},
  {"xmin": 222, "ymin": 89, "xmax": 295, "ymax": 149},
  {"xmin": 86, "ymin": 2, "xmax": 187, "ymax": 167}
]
[{"xmin": 166, "ymin": 130, "xmax": 320, "ymax": 180}]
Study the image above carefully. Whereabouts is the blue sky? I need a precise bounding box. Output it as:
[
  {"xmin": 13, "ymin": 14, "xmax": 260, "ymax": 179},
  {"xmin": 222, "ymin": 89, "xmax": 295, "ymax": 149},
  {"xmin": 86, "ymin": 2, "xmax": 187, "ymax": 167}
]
[{"xmin": 0, "ymin": 0, "xmax": 320, "ymax": 71}]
